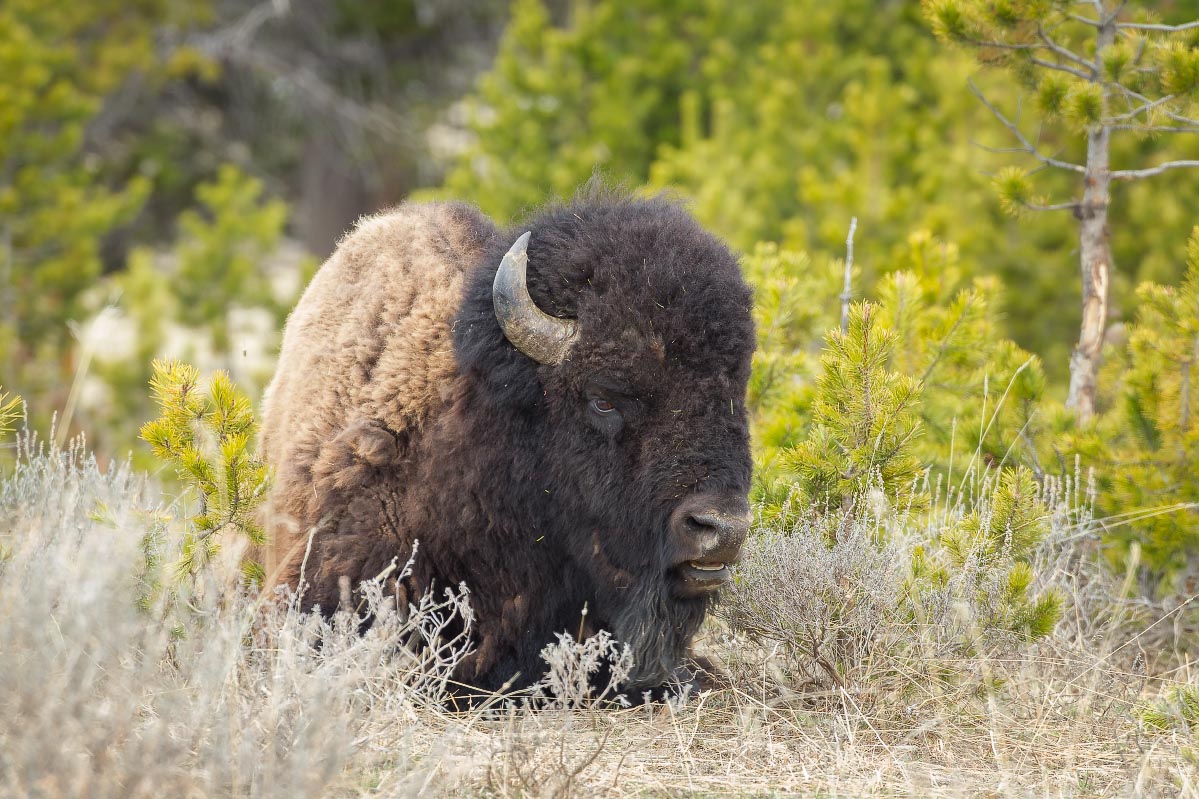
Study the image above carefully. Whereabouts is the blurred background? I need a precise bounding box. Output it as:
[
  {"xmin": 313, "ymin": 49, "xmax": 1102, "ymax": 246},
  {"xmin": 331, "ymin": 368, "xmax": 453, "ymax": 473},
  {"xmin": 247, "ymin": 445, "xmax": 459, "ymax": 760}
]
[{"xmin": 5, "ymin": 0, "xmax": 1199, "ymax": 469}]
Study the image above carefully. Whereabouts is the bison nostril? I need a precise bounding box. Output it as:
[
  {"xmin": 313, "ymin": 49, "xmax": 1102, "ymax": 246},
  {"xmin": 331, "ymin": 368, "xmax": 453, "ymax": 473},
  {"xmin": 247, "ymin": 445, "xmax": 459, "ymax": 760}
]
[
  {"xmin": 670, "ymin": 497, "xmax": 751, "ymax": 560},
  {"xmin": 681, "ymin": 510, "xmax": 750, "ymax": 545},
  {"xmin": 689, "ymin": 512, "xmax": 730, "ymax": 533}
]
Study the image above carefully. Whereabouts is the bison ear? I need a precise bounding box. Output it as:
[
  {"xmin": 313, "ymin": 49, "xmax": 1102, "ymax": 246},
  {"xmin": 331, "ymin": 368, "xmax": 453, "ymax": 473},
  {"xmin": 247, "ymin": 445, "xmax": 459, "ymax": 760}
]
[{"xmin": 492, "ymin": 232, "xmax": 579, "ymax": 365}]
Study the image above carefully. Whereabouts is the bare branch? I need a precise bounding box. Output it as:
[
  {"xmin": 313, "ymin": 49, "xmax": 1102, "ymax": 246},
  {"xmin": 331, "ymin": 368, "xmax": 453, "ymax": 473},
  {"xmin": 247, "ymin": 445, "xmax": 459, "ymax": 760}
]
[
  {"xmin": 1068, "ymin": 13, "xmax": 1102, "ymax": 27},
  {"xmin": 1036, "ymin": 24, "xmax": 1097, "ymax": 72},
  {"xmin": 1029, "ymin": 56, "xmax": 1094, "ymax": 81},
  {"xmin": 1118, "ymin": 20, "xmax": 1199, "ymax": 32},
  {"xmin": 1106, "ymin": 94, "xmax": 1175, "ymax": 123},
  {"xmin": 968, "ymin": 80, "xmax": 1086, "ymax": 174},
  {"xmin": 840, "ymin": 217, "xmax": 857, "ymax": 335},
  {"xmin": 963, "ymin": 34, "xmax": 1096, "ymax": 81},
  {"xmin": 1114, "ymin": 87, "xmax": 1199, "ymax": 127},
  {"xmin": 1023, "ymin": 200, "xmax": 1082, "ymax": 212},
  {"xmin": 1110, "ymin": 123, "xmax": 1199, "ymax": 133},
  {"xmin": 1112, "ymin": 160, "xmax": 1199, "ymax": 180},
  {"xmin": 972, "ymin": 141, "xmax": 1045, "ymax": 155},
  {"xmin": 1164, "ymin": 109, "xmax": 1199, "ymax": 127}
]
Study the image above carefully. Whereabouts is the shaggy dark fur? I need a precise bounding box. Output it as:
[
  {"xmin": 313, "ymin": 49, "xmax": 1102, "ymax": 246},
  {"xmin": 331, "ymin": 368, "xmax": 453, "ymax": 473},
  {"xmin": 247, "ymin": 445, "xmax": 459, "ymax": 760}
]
[{"xmin": 262, "ymin": 191, "xmax": 755, "ymax": 697}]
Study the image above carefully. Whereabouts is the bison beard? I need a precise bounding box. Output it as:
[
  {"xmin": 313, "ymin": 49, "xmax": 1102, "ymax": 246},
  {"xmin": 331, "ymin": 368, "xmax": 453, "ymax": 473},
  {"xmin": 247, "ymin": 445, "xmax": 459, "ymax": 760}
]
[
  {"xmin": 259, "ymin": 188, "xmax": 755, "ymax": 700},
  {"xmin": 608, "ymin": 580, "xmax": 710, "ymax": 689}
]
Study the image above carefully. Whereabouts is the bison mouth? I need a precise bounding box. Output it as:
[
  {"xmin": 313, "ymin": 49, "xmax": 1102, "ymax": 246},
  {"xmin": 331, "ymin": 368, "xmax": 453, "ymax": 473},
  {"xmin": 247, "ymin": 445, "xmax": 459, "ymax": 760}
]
[{"xmin": 671, "ymin": 559, "xmax": 731, "ymax": 598}]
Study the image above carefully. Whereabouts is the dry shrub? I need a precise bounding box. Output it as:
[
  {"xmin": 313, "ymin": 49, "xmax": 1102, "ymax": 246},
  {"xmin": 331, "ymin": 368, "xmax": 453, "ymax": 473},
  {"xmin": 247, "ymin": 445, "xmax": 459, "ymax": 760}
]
[
  {"xmin": 0, "ymin": 432, "xmax": 472, "ymax": 798},
  {"xmin": 2, "ymin": 434, "xmax": 1198, "ymax": 797}
]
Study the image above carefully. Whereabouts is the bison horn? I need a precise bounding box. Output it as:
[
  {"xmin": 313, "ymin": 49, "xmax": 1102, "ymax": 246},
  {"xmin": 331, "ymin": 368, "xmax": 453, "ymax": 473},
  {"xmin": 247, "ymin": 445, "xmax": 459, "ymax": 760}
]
[{"xmin": 492, "ymin": 231, "xmax": 579, "ymax": 365}]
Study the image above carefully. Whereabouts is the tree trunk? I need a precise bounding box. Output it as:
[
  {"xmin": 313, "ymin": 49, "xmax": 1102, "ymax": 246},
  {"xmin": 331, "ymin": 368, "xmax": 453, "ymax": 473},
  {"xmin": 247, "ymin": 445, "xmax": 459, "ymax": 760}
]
[
  {"xmin": 1067, "ymin": 17, "xmax": 1115, "ymax": 423},
  {"xmin": 1066, "ymin": 127, "xmax": 1112, "ymax": 422}
]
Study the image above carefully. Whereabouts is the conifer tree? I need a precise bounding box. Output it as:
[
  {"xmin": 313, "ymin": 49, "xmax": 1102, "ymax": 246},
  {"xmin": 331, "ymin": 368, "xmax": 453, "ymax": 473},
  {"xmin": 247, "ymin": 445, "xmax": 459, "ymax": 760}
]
[
  {"xmin": 91, "ymin": 166, "xmax": 299, "ymax": 462},
  {"xmin": 936, "ymin": 468, "xmax": 1064, "ymax": 640},
  {"xmin": 172, "ymin": 166, "xmax": 291, "ymax": 347},
  {"xmin": 0, "ymin": 1, "xmax": 167, "ymax": 416},
  {"xmin": 781, "ymin": 303, "xmax": 925, "ymax": 514},
  {"xmin": 756, "ymin": 297, "xmax": 1062, "ymax": 643},
  {"xmin": 747, "ymin": 235, "xmax": 1046, "ymax": 502},
  {"xmin": 924, "ymin": 0, "xmax": 1199, "ymax": 420},
  {"xmin": 440, "ymin": 0, "xmax": 1199, "ymax": 380},
  {"xmin": 1066, "ymin": 228, "xmax": 1199, "ymax": 581},
  {"xmin": 139, "ymin": 359, "xmax": 269, "ymax": 583}
]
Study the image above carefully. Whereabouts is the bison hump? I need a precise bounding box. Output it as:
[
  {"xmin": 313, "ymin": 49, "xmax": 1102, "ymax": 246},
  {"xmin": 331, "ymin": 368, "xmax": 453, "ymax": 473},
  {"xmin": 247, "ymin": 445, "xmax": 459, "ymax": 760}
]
[{"xmin": 260, "ymin": 200, "xmax": 497, "ymax": 492}]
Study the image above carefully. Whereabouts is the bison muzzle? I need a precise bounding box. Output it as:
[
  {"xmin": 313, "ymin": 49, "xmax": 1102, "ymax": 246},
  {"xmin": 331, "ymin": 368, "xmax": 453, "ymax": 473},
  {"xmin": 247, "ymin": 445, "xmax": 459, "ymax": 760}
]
[{"xmin": 259, "ymin": 190, "xmax": 755, "ymax": 698}]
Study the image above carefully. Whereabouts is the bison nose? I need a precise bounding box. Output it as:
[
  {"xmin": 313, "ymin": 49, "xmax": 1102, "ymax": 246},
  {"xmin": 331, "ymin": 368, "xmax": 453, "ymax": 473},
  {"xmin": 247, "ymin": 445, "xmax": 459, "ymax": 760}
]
[{"xmin": 670, "ymin": 495, "xmax": 751, "ymax": 562}]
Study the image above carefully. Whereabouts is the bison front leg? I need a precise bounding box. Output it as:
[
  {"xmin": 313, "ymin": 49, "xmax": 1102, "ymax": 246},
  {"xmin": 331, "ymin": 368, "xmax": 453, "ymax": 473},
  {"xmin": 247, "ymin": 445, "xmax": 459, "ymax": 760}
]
[{"xmin": 287, "ymin": 418, "xmax": 411, "ymax": 613}]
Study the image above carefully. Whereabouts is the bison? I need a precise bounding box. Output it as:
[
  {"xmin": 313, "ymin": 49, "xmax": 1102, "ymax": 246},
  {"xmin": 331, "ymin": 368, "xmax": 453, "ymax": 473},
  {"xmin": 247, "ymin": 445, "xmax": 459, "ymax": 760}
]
[{"xmin": 259, "ymin": 190, "xmax": 755, "ymax": 697}]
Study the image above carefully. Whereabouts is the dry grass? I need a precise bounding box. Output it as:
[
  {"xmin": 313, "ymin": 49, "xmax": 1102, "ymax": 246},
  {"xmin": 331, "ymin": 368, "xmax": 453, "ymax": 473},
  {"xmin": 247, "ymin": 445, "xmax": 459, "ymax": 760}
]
[{"xmin": 1, "ymin": 436, "xmax": 1196, "ymax": 798}]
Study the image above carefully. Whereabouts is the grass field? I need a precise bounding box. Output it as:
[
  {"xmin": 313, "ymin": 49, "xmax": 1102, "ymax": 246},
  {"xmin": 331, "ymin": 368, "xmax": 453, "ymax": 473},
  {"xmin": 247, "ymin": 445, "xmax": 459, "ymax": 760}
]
[{"xmin": 1, "ymin": 434, "xmax": 1195, "ymax": 798}]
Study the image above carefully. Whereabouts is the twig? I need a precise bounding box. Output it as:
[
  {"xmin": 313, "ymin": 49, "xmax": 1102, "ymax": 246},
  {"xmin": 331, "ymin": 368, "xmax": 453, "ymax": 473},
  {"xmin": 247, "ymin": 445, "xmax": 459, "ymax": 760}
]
[
  {"xmin": 1106, "ymin": 94, "xmax": 1176, "ymax": 123},
  {"xmin": 1118, "ymin": 20, "xmax": 1199, "ymax": 32},
  {"xmin": 969, "ymin": 80, "xmax": 1086, "ymax": 174},
  {"xmin": 840, "ymin": 217, "xmax": 857, "ymax": 334},
  {"xmin": 1023, "ymin": 200, "xmax": 1082, "ymax": 212},
  {"xmin": 1029, "ymin": 56, "xmax": 1094, "ymax": 81},
  {"xmin": 1036, "ymin": 24, "xmax": 1097, "ymax": 73},
  {"xmin": 1109, "ymin": 124, "xmax": 1199, "ymax": 133},
  {"xmin": 1112, "ymin": 160, "xmax": 1199, "ymax": 180}
]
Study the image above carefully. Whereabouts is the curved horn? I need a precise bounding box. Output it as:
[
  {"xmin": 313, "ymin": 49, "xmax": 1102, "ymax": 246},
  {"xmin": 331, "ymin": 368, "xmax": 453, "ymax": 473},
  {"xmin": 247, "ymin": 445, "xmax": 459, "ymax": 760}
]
[{"xmin": 492, "ymin": 231, "xmax": 579, "ymax": 364}]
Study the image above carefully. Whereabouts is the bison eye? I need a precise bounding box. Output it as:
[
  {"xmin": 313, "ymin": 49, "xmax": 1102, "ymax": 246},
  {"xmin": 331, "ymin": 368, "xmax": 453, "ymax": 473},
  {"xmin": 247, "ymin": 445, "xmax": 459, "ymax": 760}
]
[
  {"xmin": 590, "ymin": 397, "xmax": 617, "ymax": 415},
  {"xmin": 584, "ymin": 387, "xmax": 626, "ymax": 435}
]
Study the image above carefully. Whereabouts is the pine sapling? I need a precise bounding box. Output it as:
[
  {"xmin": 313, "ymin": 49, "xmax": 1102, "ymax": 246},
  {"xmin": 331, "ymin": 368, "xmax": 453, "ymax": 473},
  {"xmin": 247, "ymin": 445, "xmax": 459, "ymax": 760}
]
[
  {"xmin": 139, "ymin": 359, "xmax": 269, "ymax": 584},
  {"xmin": 782, "ymin": 302, "xmax": 925, "ymax": 516},
  {"xmin": 925, "ymin": 0, "xmax": 1199, "ymax": 420},
  {"xmin": 0, "ymin": 388, "xmax": 22, "ymax": 440},
  {"xmin": 937, "ymin": 468, "xmax": 1063, "ymax": 641}
]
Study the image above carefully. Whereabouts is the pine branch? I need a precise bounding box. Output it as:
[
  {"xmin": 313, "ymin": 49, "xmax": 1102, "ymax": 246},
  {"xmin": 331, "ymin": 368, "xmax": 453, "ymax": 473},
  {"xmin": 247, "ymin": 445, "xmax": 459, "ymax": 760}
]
[
  {"xmin": 0, "ymin": 389, "xmax": 22, "ymax": 439},
  {"xmin": 969, "ymin": 80, "xmax": 1086, "ymax": 174},
  {"xmin": 1116, "ymin": 87, "xmax": 1199, "ymax": 127},
  {"xmin": 1112, "ymin": 160, "xmax": 1199, "ymax": 180},
  {"xmin": 1117, "ymin": 20, "xmax": 1199, "ymax": 32},
  {"xmin": 1109, "ymin": 124, "xmax": 1199, "ymax": 133},
  {"xmin": 140, "ymin": 360, "xmax": 270, "ymax": 585},
  {"xmin": 1036, "ymin": 24, "xmax": 1098, "ymax": 74},
  {"xmin": 1106, "ymin": 94, "xmax": 1175, "ymax": 123},
  {"xmin": 1028, "ymin": 56, "xmax": 1094, "ymax": 82}
]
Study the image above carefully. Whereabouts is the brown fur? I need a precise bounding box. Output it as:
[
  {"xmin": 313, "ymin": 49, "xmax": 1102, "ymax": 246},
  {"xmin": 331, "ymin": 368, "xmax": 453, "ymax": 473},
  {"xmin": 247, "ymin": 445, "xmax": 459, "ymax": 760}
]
[
  {"xmin": 259, "ymin": 192, "xmax": 755, "ymax": 697},
  {"xmin": 259, "ymin": 202, "xmax": 495, "ymax": 576}
]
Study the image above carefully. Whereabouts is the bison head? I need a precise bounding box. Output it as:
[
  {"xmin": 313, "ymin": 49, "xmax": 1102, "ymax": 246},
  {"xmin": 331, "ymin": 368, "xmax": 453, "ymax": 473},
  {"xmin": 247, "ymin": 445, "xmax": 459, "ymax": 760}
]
[{"xmin": 455, "ymin": 195, "xmax": 754, "ymax": 690}]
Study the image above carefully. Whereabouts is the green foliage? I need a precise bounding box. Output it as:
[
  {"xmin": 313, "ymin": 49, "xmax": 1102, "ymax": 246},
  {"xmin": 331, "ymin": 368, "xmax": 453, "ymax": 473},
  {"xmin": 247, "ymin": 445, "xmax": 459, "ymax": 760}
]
[
  {"xmin": 920, "ymin": 0, "xmax": 1199, "ymax": 370},
  {"xmin": 440, "ymin": 0, "xmax": 1199, "ymax": 384},
  {"xmin": 747, "ymin": 248, "xmax": 1060, "ymax": 643},
  {"xmin": 0, "ymin": 0, "xmax": 168, "ymax": 421},
  {"xmin": 780, "ymin": 303, "xmax": 925, "ymax": 514},
  {"xmin": 935, "ymin": 468, "xmax": 1064, "ymax": 640},
  {"xmin": 0, "ymin": 388, "xmax": 22, "ymax": 440},
  {"xmin": 1141, "ymin": 682, "xmax": 1199, "ymax": 734},
  {"xmin": 1065, "ymin": 229, "xmax": 1199, "ymax": 580},
  {"xmin": 90, "ymin": 165, "xmax": 298, "ymax": 462},
  {"xmin": 173, "ymin": 165, "xmax": 291, "ymax": 343},
  {"xmin": 139, "ymin": 359, "xmax": 268, "ymax": 583},
  {"xmin": 742, "ymin": 243, "xmax": 841, "ymax": 475},
  {"xmin": 994, "ymin": 166, "xmax": 1035, "ymax": 217},
  {"xmin": 1139, "ymin": 680, "xmax": 1199, "ymax": 767},
  {"xmin": 748, "ymin": 234, "xmax": 1045, "ymax": 501},
  {"xmin": 876, "ymin": 237, "xmax": 1045, "ymax": 476},
  {"xmin": 437, "ymin": 0, "xmax": 750, "ymax": 220}
]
